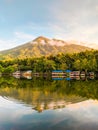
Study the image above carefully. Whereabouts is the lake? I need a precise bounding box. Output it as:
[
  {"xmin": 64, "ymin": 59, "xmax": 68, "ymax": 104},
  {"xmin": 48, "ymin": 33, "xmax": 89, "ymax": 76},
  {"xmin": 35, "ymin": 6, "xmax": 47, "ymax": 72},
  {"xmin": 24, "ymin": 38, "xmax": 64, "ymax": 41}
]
[{"xmin": 0, "ymin": 76, "xmax": 98, "ymax": 130}]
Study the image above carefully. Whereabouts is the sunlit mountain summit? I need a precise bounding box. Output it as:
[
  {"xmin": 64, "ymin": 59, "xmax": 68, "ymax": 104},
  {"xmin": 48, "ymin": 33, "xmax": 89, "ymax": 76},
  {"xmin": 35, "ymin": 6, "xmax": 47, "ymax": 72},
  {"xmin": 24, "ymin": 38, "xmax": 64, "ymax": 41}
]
[{"xmin": 0, "ymin": 36, "xmax": 92, "ymax": 59}]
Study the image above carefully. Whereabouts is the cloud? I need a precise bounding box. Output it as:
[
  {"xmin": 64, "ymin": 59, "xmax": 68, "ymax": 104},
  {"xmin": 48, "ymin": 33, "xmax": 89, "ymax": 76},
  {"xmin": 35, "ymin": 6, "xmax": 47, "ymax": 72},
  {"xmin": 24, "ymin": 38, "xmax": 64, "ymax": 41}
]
[
  {"xmin": 48, "ymin": 23, "xmax": 98, "ymax": 49},
  {"xmin": 44, "ymin": 0, "xmax": 98, "ymax": 49},
  {"xmin": 66, "ymin": 99, "xmax": 98, "ymax": 123},
  {"xmin": 1, "ymin": 0, "xmax": 98, "ymax": 50},
  {"xmin": 0, "ymin": 32, "xmax": 36, "ymax": 51},
  {"xmin": 0, "ymin": 96, "xmax": 34, "ymax": 123},
  {"xmin": 95, "ymin": 5, "xmax": 98, "ymax": 11},
  {"xmin": 14, "ymin": 32, "xmax": 35, "ymax": 41},
  {"xmin": 0, "ymin": 39, "xmax": 18, "ymax": 51}
]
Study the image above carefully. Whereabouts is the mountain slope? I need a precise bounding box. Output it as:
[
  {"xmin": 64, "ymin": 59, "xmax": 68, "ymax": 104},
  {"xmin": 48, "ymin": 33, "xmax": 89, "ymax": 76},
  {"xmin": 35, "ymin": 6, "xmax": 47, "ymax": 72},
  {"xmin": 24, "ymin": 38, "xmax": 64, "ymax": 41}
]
[{"xmin": 0, "ymin": 36, "xmax": 92, "ymax": 59}]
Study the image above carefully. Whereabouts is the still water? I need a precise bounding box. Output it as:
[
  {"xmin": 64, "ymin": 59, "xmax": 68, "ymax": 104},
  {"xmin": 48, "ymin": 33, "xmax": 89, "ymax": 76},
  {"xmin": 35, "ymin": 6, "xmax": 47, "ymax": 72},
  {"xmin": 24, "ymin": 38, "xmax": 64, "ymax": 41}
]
[{"xmin": 0, "ymin": 77, "xmax": 98, "ymax": 130}]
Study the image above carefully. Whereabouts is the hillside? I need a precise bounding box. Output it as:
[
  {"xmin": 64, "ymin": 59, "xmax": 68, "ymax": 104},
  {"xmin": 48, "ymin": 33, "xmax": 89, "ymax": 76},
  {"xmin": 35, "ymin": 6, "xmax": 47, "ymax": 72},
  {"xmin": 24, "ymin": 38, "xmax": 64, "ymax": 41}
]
[{"xmin": 0, "ymin": 36, "xmax": 92, "ymax": 59}]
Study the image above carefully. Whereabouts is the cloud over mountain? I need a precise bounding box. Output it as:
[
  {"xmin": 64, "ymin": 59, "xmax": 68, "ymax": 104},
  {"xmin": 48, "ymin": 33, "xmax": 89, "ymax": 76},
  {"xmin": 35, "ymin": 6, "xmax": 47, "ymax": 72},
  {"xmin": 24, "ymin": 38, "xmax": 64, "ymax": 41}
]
[{"xmin": 0, "ymin": 36, "xmax": 92, "ymax": 59}]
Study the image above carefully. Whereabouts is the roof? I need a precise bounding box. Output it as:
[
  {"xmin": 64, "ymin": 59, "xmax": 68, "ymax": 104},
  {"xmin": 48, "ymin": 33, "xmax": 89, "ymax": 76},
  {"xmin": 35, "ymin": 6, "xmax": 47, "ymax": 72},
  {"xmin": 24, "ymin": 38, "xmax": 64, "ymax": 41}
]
[
  {"xmin": 65, "ymin": 70, "xmax": 72, "ymax": 72},
  {"xmin": 52, "ymin": 70, "xmax": 63, "ymax": 72},
  {"xmin": 52, "ymin": 78, "xmax": 63, "ymax": 80}
]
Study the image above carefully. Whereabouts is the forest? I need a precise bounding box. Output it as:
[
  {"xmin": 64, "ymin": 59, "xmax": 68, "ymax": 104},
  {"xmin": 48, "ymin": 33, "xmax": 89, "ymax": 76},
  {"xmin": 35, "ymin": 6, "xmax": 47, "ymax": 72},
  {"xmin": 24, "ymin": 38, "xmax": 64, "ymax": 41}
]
[{"xmin": 0, "ymin": 50, "xmax": 98, "ymax": 74}]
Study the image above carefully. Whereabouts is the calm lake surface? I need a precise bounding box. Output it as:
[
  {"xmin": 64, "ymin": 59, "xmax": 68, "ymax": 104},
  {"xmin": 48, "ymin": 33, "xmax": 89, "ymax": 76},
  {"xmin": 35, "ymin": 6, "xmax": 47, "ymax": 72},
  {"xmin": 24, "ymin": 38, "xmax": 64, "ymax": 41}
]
[{"xmin": 0, "ymin": 77, "xmax": 98, "ymax": 130}]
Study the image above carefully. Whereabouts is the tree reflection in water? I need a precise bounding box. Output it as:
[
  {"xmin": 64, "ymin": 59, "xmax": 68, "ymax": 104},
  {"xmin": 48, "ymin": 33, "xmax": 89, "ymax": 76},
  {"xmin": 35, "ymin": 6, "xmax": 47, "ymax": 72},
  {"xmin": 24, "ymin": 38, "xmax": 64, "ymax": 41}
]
[{"xmin": 0, "ymin": 76, "xmax": 98, "ymax": 112}]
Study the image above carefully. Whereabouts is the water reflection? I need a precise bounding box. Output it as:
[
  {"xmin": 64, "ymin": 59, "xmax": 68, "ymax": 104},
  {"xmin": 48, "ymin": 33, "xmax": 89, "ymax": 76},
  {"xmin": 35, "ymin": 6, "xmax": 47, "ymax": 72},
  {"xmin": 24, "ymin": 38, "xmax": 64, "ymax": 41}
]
[
  {"xmin": 0, "ymin": 77, "xmax": 98, "ymax": 129},
  {"xmin": 0, "ymin": 77, "xmax": 88, "ymax": 112},
  {"xmin": 0, "ymin": 77, "xmax": 98, "ymax": 110}
]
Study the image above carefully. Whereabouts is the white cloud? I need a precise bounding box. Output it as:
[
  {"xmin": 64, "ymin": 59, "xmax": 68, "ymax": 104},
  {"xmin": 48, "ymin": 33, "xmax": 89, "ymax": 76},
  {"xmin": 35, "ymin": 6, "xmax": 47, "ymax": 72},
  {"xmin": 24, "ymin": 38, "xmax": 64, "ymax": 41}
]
[
  {"xmin": 49, "ymin": 24, "xmax": 98, "ymax": 49},
  {"xmin": 44, "ymin": 0, "xmax": 98, "ymax": 49},
  {"xmin": 95, "ymin": 5, "xmax": 98, "ymax": 11},
  {"xmin": 0, "ymin": 96, "xmax": 34, "ymax": 123},
  {"xmin": 66, "ymin": 99, "xmax": 98, "ymax": 123},
  {"xmin": 0, "ymin": 32, "xmax": 36, "ymax": 51},
  {"xmin": 1, "ymin": 0, "xmax": 98, "ymax": 50},
  {"xmin": 0, "ymin": 39, "xmax": 18, "ymax": 51},
  {"xmin": 14, "ymin": 32, "xmax": 35, "ymax": 41}
]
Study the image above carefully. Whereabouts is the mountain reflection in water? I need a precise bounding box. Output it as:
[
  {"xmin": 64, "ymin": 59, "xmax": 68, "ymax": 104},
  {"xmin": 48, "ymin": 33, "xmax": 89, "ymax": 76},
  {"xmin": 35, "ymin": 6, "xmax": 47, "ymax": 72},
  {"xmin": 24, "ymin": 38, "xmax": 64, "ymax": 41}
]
[{"xmin": 0, "ymin": 77, "xmax": 98, "ymax": 130}]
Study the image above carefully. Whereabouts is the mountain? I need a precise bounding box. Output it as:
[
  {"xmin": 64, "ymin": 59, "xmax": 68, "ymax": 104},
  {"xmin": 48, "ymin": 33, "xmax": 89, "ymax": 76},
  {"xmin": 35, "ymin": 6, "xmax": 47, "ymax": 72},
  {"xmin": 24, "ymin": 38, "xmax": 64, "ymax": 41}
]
[{"xmin": 0, "ymin": 36, "xmax": 92, "ymax": 59}]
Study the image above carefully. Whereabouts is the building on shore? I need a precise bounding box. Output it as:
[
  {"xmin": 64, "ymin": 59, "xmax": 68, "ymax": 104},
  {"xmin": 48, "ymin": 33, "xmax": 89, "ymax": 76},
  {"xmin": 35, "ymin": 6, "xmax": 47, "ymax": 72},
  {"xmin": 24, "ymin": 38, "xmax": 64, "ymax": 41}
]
[{"xmin": 52, "ymin": 70, "xmax": 66, "ymax": 78}]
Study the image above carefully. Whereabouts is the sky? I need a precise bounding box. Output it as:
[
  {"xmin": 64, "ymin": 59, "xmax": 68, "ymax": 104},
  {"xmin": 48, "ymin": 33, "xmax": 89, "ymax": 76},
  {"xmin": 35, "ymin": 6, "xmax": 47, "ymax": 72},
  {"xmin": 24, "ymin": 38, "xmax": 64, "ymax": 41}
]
[{"xmin": 0, "ymin": 0, "xmax": 98, "ymax": 50}]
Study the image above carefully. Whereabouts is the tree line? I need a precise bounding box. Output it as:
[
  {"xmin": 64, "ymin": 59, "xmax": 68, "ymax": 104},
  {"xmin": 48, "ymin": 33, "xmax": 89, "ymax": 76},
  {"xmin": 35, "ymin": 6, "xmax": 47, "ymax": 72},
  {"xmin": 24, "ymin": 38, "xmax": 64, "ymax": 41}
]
[{"xmin": 0, "ymin": 50, "xmax": 98, "ymax": 73}]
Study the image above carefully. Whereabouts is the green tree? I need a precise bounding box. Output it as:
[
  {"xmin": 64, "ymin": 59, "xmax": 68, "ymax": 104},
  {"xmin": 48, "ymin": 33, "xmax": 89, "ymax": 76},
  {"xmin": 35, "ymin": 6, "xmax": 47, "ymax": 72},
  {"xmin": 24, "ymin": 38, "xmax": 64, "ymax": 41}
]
[
  {"xmin": 3, "ymin": 66, "xmax": 15, "ymax": 73},
  {"xmin": 73, "ymin": 59, "xmax": 82, "ymax": 70}
]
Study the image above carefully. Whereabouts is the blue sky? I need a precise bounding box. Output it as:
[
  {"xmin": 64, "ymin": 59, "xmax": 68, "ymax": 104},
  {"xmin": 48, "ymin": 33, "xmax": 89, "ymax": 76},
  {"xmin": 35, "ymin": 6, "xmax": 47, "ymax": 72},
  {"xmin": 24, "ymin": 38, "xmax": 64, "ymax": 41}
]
[{"xmin": 0, "ymin": 0, "xmax": 98, "ymax": 50}]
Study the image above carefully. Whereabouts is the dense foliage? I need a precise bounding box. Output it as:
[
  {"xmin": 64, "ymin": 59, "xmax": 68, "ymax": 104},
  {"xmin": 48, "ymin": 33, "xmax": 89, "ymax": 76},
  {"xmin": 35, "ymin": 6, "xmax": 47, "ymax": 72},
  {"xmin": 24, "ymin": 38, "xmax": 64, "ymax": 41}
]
[{"xmin": 0, "ymin": 50, "xmax": 98, "ymax": 73}]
